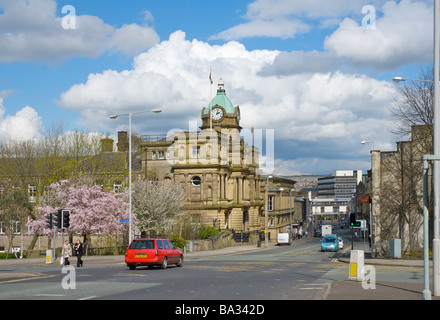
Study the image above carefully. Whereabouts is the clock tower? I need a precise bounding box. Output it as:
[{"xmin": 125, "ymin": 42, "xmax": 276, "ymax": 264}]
[{"xmin": 200, "ymin": 78, "xmax": 241, "ymax": 132}]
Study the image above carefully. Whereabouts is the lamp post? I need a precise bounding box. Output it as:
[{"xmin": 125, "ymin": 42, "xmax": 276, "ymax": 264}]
[
  {"xmin": 110, "ymin": 109, "xmax": 162, "ymax": 244},
  {"xmin": 361, "ymin": 140, "xmax": 374, "ymax": 247},
  {"xmin": 265, "ymin": 175, "xmax": 272, "ymax": 248},
  {"xmin": 289, "ymin": 188, "xmax": 294, "ymax": 241}
]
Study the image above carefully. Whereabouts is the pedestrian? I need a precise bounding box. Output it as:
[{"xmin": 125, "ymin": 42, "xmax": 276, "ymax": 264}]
[
  {"xmin": 62, "ymin": 240, "xmax": 72, "ymax": 266},
  {"xmin": 74, "ymin": 239, "xmax": 83, "ymax": 267}
]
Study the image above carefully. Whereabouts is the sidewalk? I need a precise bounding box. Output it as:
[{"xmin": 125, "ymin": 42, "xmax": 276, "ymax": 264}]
[{"xmin": 330, "ymin": 241, "xmax": 438, "ymax": 300}]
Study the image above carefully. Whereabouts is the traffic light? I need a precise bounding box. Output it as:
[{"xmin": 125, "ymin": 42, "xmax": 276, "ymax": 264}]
[
  {"xmin": 349, "ymin": 212, "xmax": 356, "ymax": 226},
  {"xmin": 349, "ymin": 212, "xmax": 361, "ymax": 227},
  {"xmin": 53, "ymin": 211, "xmax": 61, "ymax": 228},
  {"xmin": 62, "ymin": 210, "xmax": 70, "ymax": 228},
  {"xmin": 45, "ymin": 213, "xmax": 53, "ymax": 229}
]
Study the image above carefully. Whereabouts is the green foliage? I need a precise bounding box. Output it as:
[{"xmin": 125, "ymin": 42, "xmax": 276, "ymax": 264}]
[
  {"xmin": 0, "ymin": 252, "xmax": 27, "ymax": 259},
  {"xmin": 171, "ymin": 235, "xmax": 186, "ymax": 249},
  {"xmin": 199, "ymin": 225, "xmax": 220, "ymax": 239}
]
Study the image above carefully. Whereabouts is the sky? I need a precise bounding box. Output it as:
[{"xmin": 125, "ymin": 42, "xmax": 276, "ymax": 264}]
[{"xmin": 0, "ymin": 0, "xmax": 434, "ymax": 175}]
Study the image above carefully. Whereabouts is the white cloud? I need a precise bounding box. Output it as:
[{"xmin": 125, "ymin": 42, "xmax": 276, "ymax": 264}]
[
  {"xmin": 324, "ymin": 0, "xmax": 433, "ymax": 68},
  {"xmin": 57, "ymin": 31, "xmax": 398, "ymax": 175},
  {"xmin": 211, "ymin": 0, "xmax": 388, "ymax": 40},
  {"xmin": 209, "ymin": 18, "xmax": 310, "ymax": 41},
  {"xmin": 0, "ymin": 0, "xmax": 159, "ymax": 62},
  {"xmin": 0, "ymin": 91, "xmax": 43, "ymax": 141}
]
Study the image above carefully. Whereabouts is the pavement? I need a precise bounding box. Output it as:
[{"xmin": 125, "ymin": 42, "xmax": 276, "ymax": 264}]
[{"xmin": 0, "ymin": 239, "xmax": 438, "ymax": 300}]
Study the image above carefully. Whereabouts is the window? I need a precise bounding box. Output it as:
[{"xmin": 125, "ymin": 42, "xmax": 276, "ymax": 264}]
[
  {"xmin": 114, "ymin": 183, "xmax": 124, "ymax": 193},
  {"xmin": 167, "ymin": 240, "xmax": 175, "ymax": 249},
  {"xmin": 268, "ymin": 195, "xmax": 274, "ymax": 211},
  {"xmin": 191, "ymin": 146, "xmax": 200, "ymax": 159},
  {"xmin": 128, "ymin": 240, "xmax": 155, "ymax": 249},
  {"xmin": 191, "ymin": 176, "xmax": 201, "ymax": 186},
  {"xmin": 152, "ymin": 151, "xmax": 156, "ymax": 160},
  {"xmin": 156, "ymin": 240, "xmax": 163, "ymax": 249},
  {"xmin": 28, "ymin": 185, "xmax": 36, "ymax": 203},
  {"xmin": 158, "ymin": 150, "xmax": 165, "ymax": 159}
]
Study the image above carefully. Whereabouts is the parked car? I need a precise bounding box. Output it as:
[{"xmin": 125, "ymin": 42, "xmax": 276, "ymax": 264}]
[
  {"xmin": 338, "ymin": 237, "xmax": 344, "ymax": 249},
  {"xmin": 125, "ymin": 238, "xmax": 184, "ymax": 270},
  {"xmin": 314, "ymin": 229, "xmax": 322, "ymax": 237},
  {"xmin": 320, "ymin": 234, "xmax": 339, "ymax": 252}
]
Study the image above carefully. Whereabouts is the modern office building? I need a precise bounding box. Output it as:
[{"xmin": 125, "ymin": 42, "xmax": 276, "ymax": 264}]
[{"xmin": 311, "ymin": 170, "xmax": 362, "ymax": 217}]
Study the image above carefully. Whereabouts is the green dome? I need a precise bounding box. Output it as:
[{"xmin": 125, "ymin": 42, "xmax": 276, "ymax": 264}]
[{"xmin": 204, "ymin": 78, "xmax": 235, "ymax": 114}]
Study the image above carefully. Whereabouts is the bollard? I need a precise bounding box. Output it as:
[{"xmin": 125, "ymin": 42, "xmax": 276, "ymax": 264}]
[
  {"xmin": 46, "ymin": 249, "xmax": 53, "ymax": 264},
  {"xmin": 348, "ymin": 250, "xmax": 364, "ymax": 281}
]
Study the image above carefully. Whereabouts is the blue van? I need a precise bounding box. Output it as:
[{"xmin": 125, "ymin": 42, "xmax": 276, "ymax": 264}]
[{"xmin": 321, "ymin": 234, "xmax": 338, "ymax": 252}]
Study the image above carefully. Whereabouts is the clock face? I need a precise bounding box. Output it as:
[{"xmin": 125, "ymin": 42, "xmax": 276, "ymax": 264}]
[{"xmin": 211, "ymin": 108, "xmax": 224, "ymax": 121}]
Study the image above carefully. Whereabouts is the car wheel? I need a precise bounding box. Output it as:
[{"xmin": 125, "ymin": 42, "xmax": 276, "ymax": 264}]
[
  {"xmin": 160, "ymin": 257, "xmax": 168, "ymax": 269},
  {"xmin": 176, "ymin": 256, "xmax": 183, "ymax": 267},
  {"xmin": 128, "ymin": 265, "xmax": 136, "ymax": 270}
]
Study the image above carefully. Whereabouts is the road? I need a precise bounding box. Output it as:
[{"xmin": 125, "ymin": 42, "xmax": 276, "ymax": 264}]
[{"xmin": 0, "ymin": 223, "xmax": 428, "ymax": 302}]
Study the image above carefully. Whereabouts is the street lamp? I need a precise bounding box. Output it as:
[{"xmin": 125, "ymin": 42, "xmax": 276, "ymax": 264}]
[
  {"xmin": 392, "ymin": 77, "xmax": 433, "ymax": 83},
  {"xmin": 265, "ymin": 175, "xmax": 272, "ymax": 248},
  {"xmin": 109, "ymin": 109, "xmax": 162, "ymax": 244},
  {"xmin": 361, "ymin": 141, "xmax": 374, "ymax": 250},
  {"xmin": 361, "ymin": 140, "xmax": 374, "ymax": 151},
  {"xmin": 289, "ymin": 188, "xmax": 294, "ymax": 241}
]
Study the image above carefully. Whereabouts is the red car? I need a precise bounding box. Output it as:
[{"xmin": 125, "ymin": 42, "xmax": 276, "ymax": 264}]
[{"xmin": 125, "ymin": 238, "xmax": 184, "ymax": 270}]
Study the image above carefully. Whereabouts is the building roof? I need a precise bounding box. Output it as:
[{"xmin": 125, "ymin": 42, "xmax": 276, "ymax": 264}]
[{"xmin": 204, "ymin": 78, "xmax": 235, "ymax": 114}]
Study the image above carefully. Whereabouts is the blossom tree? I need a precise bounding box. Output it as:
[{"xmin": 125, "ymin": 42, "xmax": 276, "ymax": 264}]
[
  {"xmin": 132, "ymin": 178, "xmax": 186, "ymax": 236},
  {"xmin": 28, "ymin": 180, "xmax": 128, "ymax": 244}
]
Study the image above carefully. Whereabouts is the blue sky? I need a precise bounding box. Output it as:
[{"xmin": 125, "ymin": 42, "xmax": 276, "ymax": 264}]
[{"xmin": 0, "ymin": 0, "xmax": 434, "ymax": 175}]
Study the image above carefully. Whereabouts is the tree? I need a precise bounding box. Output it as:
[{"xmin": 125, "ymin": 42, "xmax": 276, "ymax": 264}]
[
  {"xmin": 390, "ymin": 66, "xmax": 433, "ymax": 154},
  {"xmin": 27, "ymin": 180, "xmax": 128, "ymax": 244},
  {"xmin": 132, "ymin": 178, "xmax": 186, "ymax": 236},
  {"xmin": 0, "ymin": 189, "xmax": 33, "ymax": 258}
]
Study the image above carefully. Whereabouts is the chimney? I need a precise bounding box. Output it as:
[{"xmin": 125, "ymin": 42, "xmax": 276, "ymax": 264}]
[{"xmin": 117, "ymin": 131, "xmax": 129, "ymax": 152}]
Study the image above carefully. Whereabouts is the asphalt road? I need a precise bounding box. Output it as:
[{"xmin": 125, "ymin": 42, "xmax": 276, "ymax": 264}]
[
  {"xmin": 0, "ymin": 225, "xmax": 430, "ymax": 303},
  {"xmin": 0, "ymin": 235, "xmax": 345, "ymax": 300}
]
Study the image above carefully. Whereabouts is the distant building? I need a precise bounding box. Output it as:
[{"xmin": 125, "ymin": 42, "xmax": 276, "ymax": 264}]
[
  {"xmin": 317, "ymin": 170, "xmax": 362, "ymax": 198},
  {"xmin": 311, "ymin": 170, "xmax": 362, "ymax": 217}
]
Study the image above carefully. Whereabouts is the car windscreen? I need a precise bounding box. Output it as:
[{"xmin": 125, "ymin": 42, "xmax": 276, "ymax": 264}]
[
  {"xmin": 129, "ymin": 240, "xmax": 155, "ymax": 249},
  {"xmin": 323, "ymin": 237, "xmax": 337, "ymax": 243}
]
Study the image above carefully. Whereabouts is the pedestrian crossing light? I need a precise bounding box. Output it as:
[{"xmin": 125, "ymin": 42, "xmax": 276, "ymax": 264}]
[
  {"xmin": 45, "ymin": 213, "xmax": 53, "ymax": 229},
  {"xmin": 53, "ymin": 211, "xmax": 61, "ymax": 228},
  {"xmin": 62, "ymin": 210, "xmax": 70, "ymax": 228}
]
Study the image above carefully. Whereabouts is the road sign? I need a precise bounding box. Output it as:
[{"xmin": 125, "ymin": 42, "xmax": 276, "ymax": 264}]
[{"xmin": 119, "ymin": 219, "xmax": 129, "ymax": 223}]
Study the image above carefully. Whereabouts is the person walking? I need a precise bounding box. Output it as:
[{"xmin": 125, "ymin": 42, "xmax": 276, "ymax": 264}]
[
  {"xmin": 62, "ymin": 240, "xmax": 72, "ymax": 266},
  {"xmin": 74, "ymin": 239, "xmax": 83, "ymax": 267}
]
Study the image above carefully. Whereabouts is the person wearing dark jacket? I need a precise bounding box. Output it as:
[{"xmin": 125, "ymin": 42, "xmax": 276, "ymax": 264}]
[{"xmin": 74, "ymin": 239, "xmax": 83, "ymax": 267}]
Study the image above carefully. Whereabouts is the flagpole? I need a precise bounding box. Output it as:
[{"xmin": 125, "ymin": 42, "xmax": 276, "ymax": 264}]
[{"xmin": 209, "ymin": 67, "xmax": 213, "ymax": 130}]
